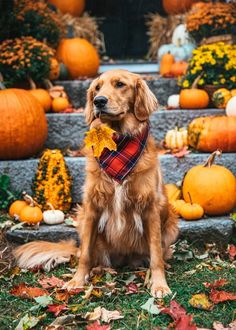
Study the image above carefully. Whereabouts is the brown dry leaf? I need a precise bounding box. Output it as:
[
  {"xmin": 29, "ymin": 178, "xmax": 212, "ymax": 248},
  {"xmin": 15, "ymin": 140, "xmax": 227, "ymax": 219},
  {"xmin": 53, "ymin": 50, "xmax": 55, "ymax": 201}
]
[
  {"xmin": 85, "ymin": 306, "xmax": 123, "ymax": 323},
  {"xmin": 210, "ymin": 289, "xmax": 236, "ymax": 304},
  {"xmin": 82, "ymin": 284, "xmax": 94, "ymax": 299},
  {"xmin": 84, "ymin": 125, "xmax": 117, "ymax": 158},
  {"xmin": 38, "ymin": 275, "xmax": 65, "ymax": 289},
  {"xmin": 55, "ymin": 289, "xmax": 69, "ymax": 303},
  {"xmin": 189, "ymin": 293, "xmax": 214, "ymax": 311},
  {"xmin": 10, "ymin": 283, "xmax": 48, "ymax": 299},
  {"xmin": 203, "ymin": 279, "xmax": 228, "ymax": 289}
]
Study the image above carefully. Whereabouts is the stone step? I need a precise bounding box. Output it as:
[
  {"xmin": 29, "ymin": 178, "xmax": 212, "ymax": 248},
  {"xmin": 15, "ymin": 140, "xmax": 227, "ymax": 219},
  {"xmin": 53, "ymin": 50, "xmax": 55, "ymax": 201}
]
[
  {"xmin": 1, "ymin": 154, "xmax": 235, "ymax": 203},
  {"xmin": 46, "ymin": 109, "xmax": 224, "ymax": 149},
  {"xmin": 6, "ymin": 217, "xmax": 234, "ymax": 244},
  {"xmin": 55, "ymin": 77, "xmax": 180, "ymax": 108}
]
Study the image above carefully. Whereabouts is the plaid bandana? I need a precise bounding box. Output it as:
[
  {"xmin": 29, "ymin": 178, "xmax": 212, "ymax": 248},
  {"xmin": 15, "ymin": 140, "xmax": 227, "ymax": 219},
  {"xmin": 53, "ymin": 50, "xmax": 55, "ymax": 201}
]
[{"xmin": 97, "ymin": 124, "xmax": 150, "ymax": 183}]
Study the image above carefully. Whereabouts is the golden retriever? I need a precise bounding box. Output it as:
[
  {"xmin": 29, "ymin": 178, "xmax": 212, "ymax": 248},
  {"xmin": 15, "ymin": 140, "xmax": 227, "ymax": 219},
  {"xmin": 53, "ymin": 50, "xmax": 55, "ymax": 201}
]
[{"xmin": 14, "ymin": 70, "xmax": 179, "ymax": 297}]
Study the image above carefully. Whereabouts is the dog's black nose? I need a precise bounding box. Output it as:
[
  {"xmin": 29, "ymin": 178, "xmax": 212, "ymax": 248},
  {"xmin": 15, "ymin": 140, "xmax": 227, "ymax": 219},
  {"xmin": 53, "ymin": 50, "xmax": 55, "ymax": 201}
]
[{"xmin": 94, "ymin": 96, "xmax": 108, "ymax": 109}]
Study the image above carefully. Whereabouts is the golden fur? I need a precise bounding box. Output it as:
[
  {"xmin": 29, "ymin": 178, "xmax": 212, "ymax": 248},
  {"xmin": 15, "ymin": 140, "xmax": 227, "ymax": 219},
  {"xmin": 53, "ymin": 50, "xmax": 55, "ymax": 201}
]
[{"xmin": 14, "ymin": 70, "xmax": 179, "ymax": 297}]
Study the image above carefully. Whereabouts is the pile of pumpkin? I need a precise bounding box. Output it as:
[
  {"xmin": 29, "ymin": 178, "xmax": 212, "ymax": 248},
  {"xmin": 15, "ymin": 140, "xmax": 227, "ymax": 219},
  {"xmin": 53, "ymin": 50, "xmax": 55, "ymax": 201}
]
[
  {"xmin": 165, "ymin": 151, "xmax": 236, "ymax": 220},
  {"xmin": 167, "ymin": 86, "xmax": 236, "ymax": 111},
  {"xmin": 8, "ymin": 149, "xmax": 73, "ymax": 226}
]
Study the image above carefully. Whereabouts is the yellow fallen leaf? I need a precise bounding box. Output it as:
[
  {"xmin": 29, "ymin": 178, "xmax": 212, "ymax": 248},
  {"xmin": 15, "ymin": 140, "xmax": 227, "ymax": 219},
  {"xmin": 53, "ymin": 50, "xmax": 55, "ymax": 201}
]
[
  {"xmin": 84, "ymin": 125, "xmax": 117, "ymax": 158},
  {"xmin": 189, "ymin": 293, "xmax": 214, "ymax": 311}
]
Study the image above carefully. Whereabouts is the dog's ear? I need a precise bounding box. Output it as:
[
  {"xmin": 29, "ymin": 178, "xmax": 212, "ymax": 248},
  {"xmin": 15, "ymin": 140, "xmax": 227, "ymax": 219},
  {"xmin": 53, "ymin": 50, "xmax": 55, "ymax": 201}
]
[
  {"xmin": 134, "ymin": 78, "xmax": 158, "ymax": 121},
  {"xmin": 85, "ymin": 79, "xmax": 97, "ymax": 125}
]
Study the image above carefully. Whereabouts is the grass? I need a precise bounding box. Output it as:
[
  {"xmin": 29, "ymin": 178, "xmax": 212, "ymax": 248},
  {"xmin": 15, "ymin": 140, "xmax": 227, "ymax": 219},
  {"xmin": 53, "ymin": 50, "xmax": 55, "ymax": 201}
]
[{"xmin": 0, "ymin": 244, "xmax": 235, "ymax": 330}]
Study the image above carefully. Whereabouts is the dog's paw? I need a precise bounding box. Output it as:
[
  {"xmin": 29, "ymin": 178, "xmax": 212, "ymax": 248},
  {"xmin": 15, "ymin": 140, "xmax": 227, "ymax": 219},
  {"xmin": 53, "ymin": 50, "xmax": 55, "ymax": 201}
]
[
  {"xmin": 150, "ymin": 284, "xmax": 172, "ymax": 298},
  {"xmin": 63, "ymin": 275, "xmax": 88, "ymax": 291}
]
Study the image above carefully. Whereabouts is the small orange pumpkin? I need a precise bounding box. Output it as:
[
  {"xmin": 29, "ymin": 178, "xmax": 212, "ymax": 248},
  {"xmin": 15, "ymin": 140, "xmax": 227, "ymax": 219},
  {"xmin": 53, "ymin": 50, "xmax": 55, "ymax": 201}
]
[
  {"xmin": 19, "ymin": 194, "xmax": 43, "ymax": 225},
  {"xmin": 163, "ymin": 0, "xmax": 194, "ymax": 14},
  {"xmin": 56, "ymin": 38, "xmax": 100, "ymax": 78},
  {"xmin": 9, "ymin": 200, "xmax": 28, "ymax": 218},
  {"xmin": 170, "ymin": 61, "xmax": 188, "ymax": 77},
  {"xmin": 52, "ymin": 97, "xmax": 70, "ymax": 112},
  {"xmin": 48, "ymin": 0, "xmax": 85, "ymax": 16},
  {"xmin": 160, "ymin": 52, "xmax": 175, "ymax": 77},
  {"xmin": 171, "ymin": 199, "xmax": 186, "ymax": 215},
  {"xmin": 180, "ymin": 202, "xmax": 204, "ymax": 220},
  {"xmin": 180, "ymin": 88, "xmax": 209, "ymax": 109},
  {"xmin": 29, "ymin": 89, "xmax": 52, "ymax": 112}
]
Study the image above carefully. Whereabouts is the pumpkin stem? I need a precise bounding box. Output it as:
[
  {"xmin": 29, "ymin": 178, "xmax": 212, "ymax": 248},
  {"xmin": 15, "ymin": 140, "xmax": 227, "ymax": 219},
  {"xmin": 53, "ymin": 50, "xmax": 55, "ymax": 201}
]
[
  {"xmin": 47, "ymin": 202, "xmax": 55, "ymax": 211},
  {"xmin": 44, "ymin": 79, "xmax": 53, "ymax": 90},
  {"xmin": 191, "ymin": 73, "xmax": 204, "ymax": 89},
  {"xmin": 28, "ymin": 76, "xmax": 36, "ymax": 90},
  {"xmin": 188, "ymin": 192, "xmax": 193, "ymax": 205},
  {"xmin": 22, "ymin": 192, "xmax": 35, "ymax": 207},
  {"xmin": 0, "ymin": 72, "xmax": 6, "ymax": 90},
  {"xmin": 203, "ymin": 150, "xmax": 222, "ymax": 168}
]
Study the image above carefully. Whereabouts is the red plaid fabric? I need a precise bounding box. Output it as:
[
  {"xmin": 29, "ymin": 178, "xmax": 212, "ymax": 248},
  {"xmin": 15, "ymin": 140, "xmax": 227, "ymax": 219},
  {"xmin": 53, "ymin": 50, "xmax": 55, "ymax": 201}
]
[{"xmin": 97, "ymin": 124, "xmax": 150, "ymax": 183}]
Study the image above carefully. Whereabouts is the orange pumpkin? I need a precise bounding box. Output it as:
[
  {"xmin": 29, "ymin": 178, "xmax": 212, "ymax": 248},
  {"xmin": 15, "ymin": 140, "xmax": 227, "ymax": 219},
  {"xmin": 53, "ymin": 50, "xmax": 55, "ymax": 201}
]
[
  {"xmin": 49, "ymin": 58, "xmax": 60, "ymax": 81},
  {"xmin": 56, "ymin": 38, "xmax": 99, "ymax": 78},
  {"xmin": 179, "ymin": 202, "xmax": 204, "ymax": 220},
  {"xmin": 19, "ymin": 194, "xmax": 43, "ymax": 225},
  {"xmin": 48, "ymin": 0, "xmax": 85, "ymax": 16},
  {"xmin": 52, "ymin": 97, "xmax": 70, "ymax": 112},
  {"xmin": 163, "ymin": 0, "xmax": 194, "ymax": 14},
  {"xmin": 29, "ymin": 89, "xmax": 52, "ymax": 112},
  {"xmin": 0, "ymin": 89, "xmax": 48, "ymax": 160},
  {"xmin": 160, "ymin": 52, "xmax": 175, "ymax": 77},
  {"xmin": 188, "ymin": 116, "xmax": 236, "ymax": 152},
  {"xmin": 9, "ymin": 200, "xmax": 28, "ymax": 218},
  {"xmin": 182, "ymin": 151, "xmax": 236, "ymax": 215},
  {"xmin": 180, "ymin": 88, "xmax": 209, "ymax": 109},
  {"xmin": 170, "ymin": 61, "xmax": 188, "ymax": 77}
]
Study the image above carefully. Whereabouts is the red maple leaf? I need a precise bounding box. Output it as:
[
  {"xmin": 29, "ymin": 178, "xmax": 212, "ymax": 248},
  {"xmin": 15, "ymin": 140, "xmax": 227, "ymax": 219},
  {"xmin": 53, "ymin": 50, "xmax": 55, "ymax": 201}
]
[
  {"xmin": 161, "ymin": 300, "xmax": 197, "ymax": 330},
  {"xmin": 38, "ymin": 275, "xmax": 65, "ymax": 289},
  {"xmin": 47, "ymin": 304, "xmax": 68, "ymax": 316},
  {"xmin": 227, "ymin": 244, "xmax": 236, "ymax": 261},
  {"xmin": 126, "ymin": 282, "xmax": 138, "ymax": 294},
  {"xmin": 203, "ymin": 279, "xmax": 228, "ymax": 289},
  {"xmin": 210, "ymin": 289, "xmax": 236, "ymax": 304},
  {"xmin": 10, "ymin": 283, "xmax": 48, "ymax": 299},
  {"xmin": 86, "ymin": 321, "xmax": 110, "ymax": 330}
]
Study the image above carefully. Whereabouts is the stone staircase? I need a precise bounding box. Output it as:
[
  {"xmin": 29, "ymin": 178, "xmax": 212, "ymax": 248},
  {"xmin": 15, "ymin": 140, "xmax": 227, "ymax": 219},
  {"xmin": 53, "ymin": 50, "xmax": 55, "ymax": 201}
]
[{"xmin": 1, "ymin": 77, "xmax": 235, "ymax": 244}]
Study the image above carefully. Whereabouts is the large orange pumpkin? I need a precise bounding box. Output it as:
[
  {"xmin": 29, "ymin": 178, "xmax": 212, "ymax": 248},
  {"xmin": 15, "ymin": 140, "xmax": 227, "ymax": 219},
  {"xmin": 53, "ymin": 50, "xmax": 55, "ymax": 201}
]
[
  {"xmin": 29, "ymin": 89, "xmax": 52, "ymax": 112},
  {"xmin": 182, "ymin": 151, "xmax": 236, "ymax": 215},
  {"xmin": 48, "ymin": 0, "xmax": 85, "ymax": 16},
  {"xmin": 56, "ymin": 38, "xmax": 99, "ymax": 78},
  {"xmin": 0, "ymin": 89, "xmax": 48, "ymax": 160},
  {"xmin": 163, "ymin": 0, "xmax": 194, "ymax": 14},
  {"xmin": 188, "ymin": 116, "xmax": 236, "ymax": 152},
  {"xmin": 180, "ymin": 88, "xmax": 209, "ymax": 109}
]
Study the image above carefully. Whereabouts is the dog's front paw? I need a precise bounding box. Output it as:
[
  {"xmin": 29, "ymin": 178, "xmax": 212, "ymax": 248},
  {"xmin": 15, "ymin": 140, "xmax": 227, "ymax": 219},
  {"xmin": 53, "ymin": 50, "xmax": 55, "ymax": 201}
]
[
  {"xmin": 63, "ymin": 275, "xmax": 89, "ymax": 291},
  {"xmin": 150, "ymin": 284, "xmax": 172, "ymax": 298}
]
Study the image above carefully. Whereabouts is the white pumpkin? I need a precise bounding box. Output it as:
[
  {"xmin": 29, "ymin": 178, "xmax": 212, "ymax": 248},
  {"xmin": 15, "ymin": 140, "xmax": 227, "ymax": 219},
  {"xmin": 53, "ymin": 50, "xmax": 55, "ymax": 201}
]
[
  {"xmin": 226, "ymin": 96, "xmax": 236, "ymax": 117},
  {"xmin": 172, "ymin": 24, "xmax": 189, "ymax": 46},
  {"xmin": 43, "ymin": 203, "xmax": 65, "ymax": 225},
  {"xmin": 158, "ymin": 43, "xmax": 195, "ymax": 62},
  {"xmin": 167, "ymin": 94, "xmax": 180, "ymax": 109},
  {"xmin": 165, "ymin": 127, "xmax": 188, "ymax": 150}
]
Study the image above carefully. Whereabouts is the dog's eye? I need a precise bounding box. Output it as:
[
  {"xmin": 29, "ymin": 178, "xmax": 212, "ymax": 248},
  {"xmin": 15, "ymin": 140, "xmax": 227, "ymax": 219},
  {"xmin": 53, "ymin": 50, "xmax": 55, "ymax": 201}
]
[
  {"xmin": 95, "ymin": 85, "xmax": 100, "ymax": 91},
  {"xmin": 116, "ymin": 81, "xmax": 125, "ymax": 88}
]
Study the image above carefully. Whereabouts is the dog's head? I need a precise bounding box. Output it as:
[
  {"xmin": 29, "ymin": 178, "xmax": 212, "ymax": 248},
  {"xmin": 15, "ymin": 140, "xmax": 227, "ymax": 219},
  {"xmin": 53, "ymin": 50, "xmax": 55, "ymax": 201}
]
[{"xmin": 85, "ymin": 70, "xmax": 158, "ymax": 127}]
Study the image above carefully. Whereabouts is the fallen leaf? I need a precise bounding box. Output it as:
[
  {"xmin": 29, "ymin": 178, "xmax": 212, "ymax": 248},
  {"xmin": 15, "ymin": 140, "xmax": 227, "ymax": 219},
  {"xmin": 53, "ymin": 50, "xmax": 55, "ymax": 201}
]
[
  {"xmin": 141, "ymin": 297, "xmax": 160, "ymax": 315},
  {"xmin": 227, "ymin": 244, "xmax": 236, "ymax": 262},
  {"xmin": 210, "ymin": 289, "xmax": 236, "ymax": 304},
  {"xmin": 86, "ymin": 320, "xmax": 111, "ymax": 330},
  {"xmin": 9, "ymin": 266, "xmax": 21, "ymax": 278},
  {"xmin": 85, "ymin": 307, "xmax": 102, "ymax": 321},
  {"xmin": 213, "ymin": 320, "xmax": 236, "ymax": 330},
  {"xmin": 10, "ymin": 283, "xmax": 48, "ymax": 299},
  {"xmin": 45, "ymin": 314, "xmax": 76, "ymax": 329},
  {"xmin": 189, "ymin": 293, "xmax": 214, "ymax": 311},
  {"xmin": 124, "ymin": 274, "xmax": 137, "ymax": 285},
  {"xmin": 55, "ymin": 289, "xmax": 69, "ymax": 303},
  {"xmin": 15, "ymin": 313, "xmax": 41, "ymax": 330},
  {"xmin": 203, "ymin": 279, "xmax": 228, "ymax": 289},
  {"xmin": 47, "ymin": 304, "xmax": 68, "ymax": 317},
  {"xmin": 161, "ymin": 300, "xmax": 197, "ymax": 330},
  {"xmin": 126, "ymin": 282, "xmax": 138, "ymax": 294},
  {"xmin": 34, "ymin": 295, "xmax": 53, "ymax": 307},
  {"xmin": 91, "ymin": 288, "xmax": 103, "ymax": 298},
  {"xmin": 91, "ymin": 275, "xmax": 103, "ymax": 285},
  {"xmin": 38, "ymin": 275, "xmax": 65, "ymax": 289},
  {"xmin": 100, "ymin": 307, "xmax": 124, "ymax": 323},
  {"xmin": 172, "ymin": 146, "xmax": 190, "ymax": 158},
  {"xmin": 84, "ymin": 125, "xmax": 117, "ymax": 158},
  {"xmin": 83, "ymin": 284, "xmax": 94, "ymax": 299}
]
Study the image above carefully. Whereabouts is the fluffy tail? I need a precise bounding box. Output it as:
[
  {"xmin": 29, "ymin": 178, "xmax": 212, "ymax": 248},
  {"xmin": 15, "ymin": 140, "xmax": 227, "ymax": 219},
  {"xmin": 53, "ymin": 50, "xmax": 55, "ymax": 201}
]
[{"xmin": 14, "ymin": 240, "xmax": 78, "ymax": 271}]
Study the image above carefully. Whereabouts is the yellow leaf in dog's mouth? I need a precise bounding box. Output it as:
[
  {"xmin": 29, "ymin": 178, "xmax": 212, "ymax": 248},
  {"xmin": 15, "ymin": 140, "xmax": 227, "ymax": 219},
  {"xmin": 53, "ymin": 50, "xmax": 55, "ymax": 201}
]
[{"xmin": 84, "ymin": 125, "xmax": 117, "ymax": 158}]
